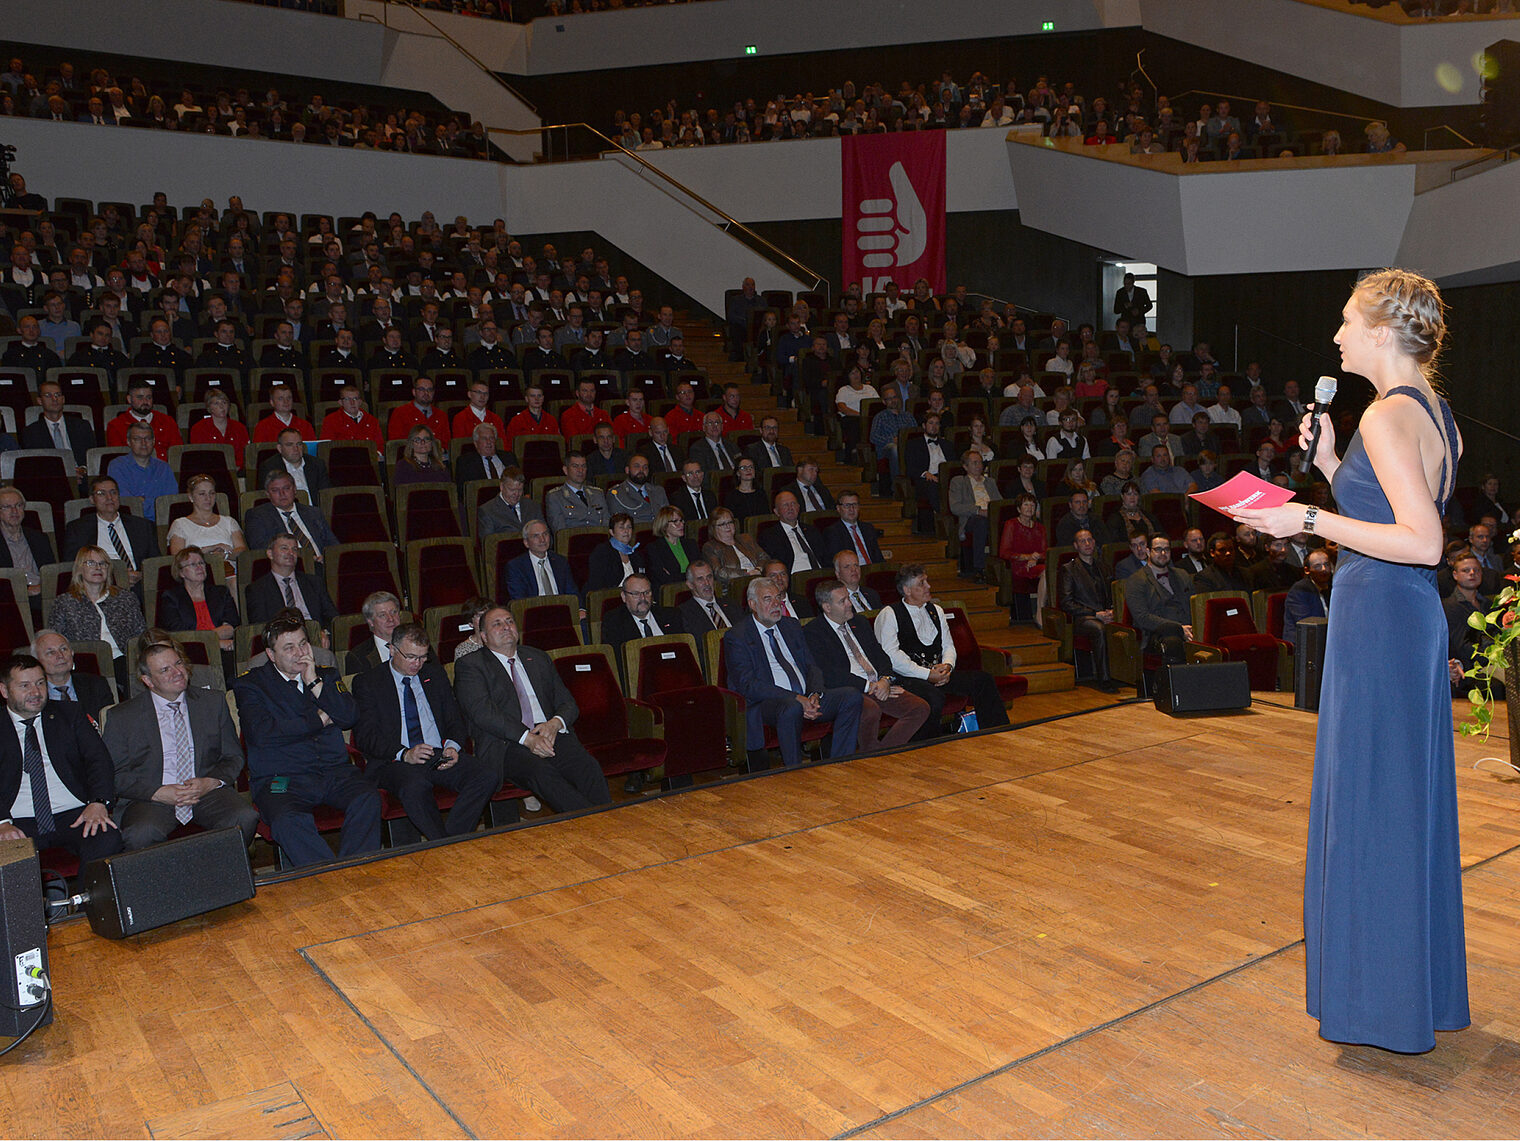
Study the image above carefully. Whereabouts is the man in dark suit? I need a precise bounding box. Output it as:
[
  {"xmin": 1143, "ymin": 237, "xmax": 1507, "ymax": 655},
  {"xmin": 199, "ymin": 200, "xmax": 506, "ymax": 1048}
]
[
  {"xmin": 805, "ymin": 580, "xmax": 931, "ymax": 748},
  {"xmin": 1112, "ymin": 272, "xmax": 1153, "ymax": 326},
  {"xmin": 788, "ymin": 460, "xmax": 835, "ymax": 514},
  {"xmin": 1124, "ymin": 534, "xmax": 1195, "ymax": 662},
  {"xmin": 351, "ymin": 623, "xmax": 500, "ymax": 842},
  {"xmin": 0, "ymin": 487, "xmax": 55, "ymax": 588},
  {"xmin": 0, "ymin": 654, "xmax": 123, "ymax": 863},
  {"xmin": 902, "ymin": 412, "xmax": 951, "ymax": 530},
  {"xmin": 453, "ymin": 606, "xmax": 611, "ymax": 813},
  {"xmin": 478, "ymin": 468, "xmax": 543, "ymax": 539},
  {"xmin": 345, "ymin": 591, "xmax": 406, "ymax": 677},
  {"xmin": 21, "ymin": 378, "xmax": 96, "ymax": 471},
  {"xmin": 831, "ymin": 550, "xmax": 882, "ymax": 614},
  {"xmin": 689, "ymin": 413, "xmax": 740, "ymax": 474},
  {"xmin": 745, "ymin": 417, "xmax": 794, "ymax": 472},
  {"xmin": 1057, "ymin": 528, "xmax": 1120, "ymax": 691},
  {"xmin": 822, "ymin": 492, "xmax": 885, "ymax": 564},
  {"xmin": 600, "ymin": 575, "xmax": 679, "ymax": 654},
  {"xmin": 637, "ymin": 418, "xmax": 682, "ymax": 476},
  {"xmin": 257, "ymin": 430, "xmax": 331, "ymax": 503},
  {"xmin": 759, "ymin": 491, "xmax": 827, "ymax": 575},
  {"xmin": 1282, "ymin": 549, "xmax": 1332, "ymax": 641},
  {"xmin": 669, "ymin": 462, "xmax": 715, "ymax": 523},
  {"xmin": 722, "ymin": 576, "xmax": 863, "ymax": 768},
  {"xmin": 455, "ymin": 423, "xmax": 510, "ymax": 489},
  {"xmin": 245, "ymin": 534, "xmax": 340, "ymax": 629},
  {"xmin": 61, "ymin": 477, "xmax": 158, "ymax": 582},
  {"xmin": 103, "ymin": 642, "xmax": 258, "ymax": 850},
  {"xmin": 30, "ymin": 630, "xmax": 115, "ymax": 722},
  {"xmin": 232, "ymin": 615, "xmax": 381, "ymax": 867},
  {"xmin": 242, "ymin": 471, "xmax": 340, "ymax": 562},
  {"xmin": 505, "ymin": 520, "xmax": 579, "ymax": 602},
  {"xmin": 677, "ymin": 560, "xmax": 741, "ymax": 638}
]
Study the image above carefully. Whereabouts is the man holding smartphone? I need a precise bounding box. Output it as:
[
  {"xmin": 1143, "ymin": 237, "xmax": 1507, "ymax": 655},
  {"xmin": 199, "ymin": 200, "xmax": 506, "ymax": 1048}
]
[
  {"xmin": 351, "ymin": 623, "xmax": 501, "ymax": 842},
  {"xmin": 233, "ymin": 614, "xmax": 382, "ymax": 867}
]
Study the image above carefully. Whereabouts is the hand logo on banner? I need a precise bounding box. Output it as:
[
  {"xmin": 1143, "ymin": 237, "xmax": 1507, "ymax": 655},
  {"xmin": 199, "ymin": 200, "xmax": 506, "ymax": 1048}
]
[{"xmin": 856, "ymin": 162, "xmax": 928, "ymax": 274}]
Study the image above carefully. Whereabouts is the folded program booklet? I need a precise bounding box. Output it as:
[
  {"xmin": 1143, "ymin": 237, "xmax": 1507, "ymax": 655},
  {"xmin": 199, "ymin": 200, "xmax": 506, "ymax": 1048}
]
[{"xmin": 1189, "ymin": 471, "xmax": 1296, "ymax": 516}]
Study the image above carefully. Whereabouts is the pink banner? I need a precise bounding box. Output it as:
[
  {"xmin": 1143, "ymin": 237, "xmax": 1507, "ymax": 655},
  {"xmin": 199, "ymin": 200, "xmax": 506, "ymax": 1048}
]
[{"xmin": 841, "ymin": 131, "xmax": 947, "ymax": 296}]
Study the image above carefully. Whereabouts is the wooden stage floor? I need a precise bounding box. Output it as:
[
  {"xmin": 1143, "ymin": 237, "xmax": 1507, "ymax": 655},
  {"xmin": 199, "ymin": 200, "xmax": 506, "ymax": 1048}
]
[{"xmin": 4, "ymin": 695, "xmax": 1518, "ymax": 1139}]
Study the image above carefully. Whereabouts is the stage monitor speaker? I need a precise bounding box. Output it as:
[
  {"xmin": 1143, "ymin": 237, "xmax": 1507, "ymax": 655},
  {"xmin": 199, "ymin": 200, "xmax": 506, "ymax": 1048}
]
[
  {"xmin": 1294, "ymin": 617, "xmax": 1330, "ymax": 712},
  {"xmin": 0, "ymin": 837, "xmax": 51, "ymax": 1036},
  {"xmin": 78, "ymin": 827, "xmax": 255, "ymax": 940},
  {"xmin": 1153, "ymin": 661, "xmax": 1252, "ymax": 716}
]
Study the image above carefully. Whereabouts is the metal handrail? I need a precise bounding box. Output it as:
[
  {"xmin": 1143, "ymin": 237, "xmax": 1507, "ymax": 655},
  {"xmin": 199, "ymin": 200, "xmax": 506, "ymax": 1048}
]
[
  {"xmin": 487, "ymin": 121, "xmax": 828, "ymax": 296},
  {"xmin": 1448, "ymin": 142, "xmax": 1520, "ymax": 182},
  {"xmin": 1168, "ymin": 90, "xmax": 1475, "ymax": 148},
  {"xmin": 385, "ymin": 0, "xmax": 539, "ymax": 116}
]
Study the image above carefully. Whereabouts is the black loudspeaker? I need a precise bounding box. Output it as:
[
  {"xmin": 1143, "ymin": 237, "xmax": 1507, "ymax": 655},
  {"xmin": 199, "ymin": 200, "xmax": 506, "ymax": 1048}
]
[
  {"xmin": 1153, "ymin": 661, "xmax": 1252, "ymax": 716},
  {"xmin": 78, "ymin": 827, "xmax": 255, "ymax": 940},
  {"xmin": 1294, "ymin": 617, "xmax": 1330, "ymax": 712},
  {"xmin": 0, "ymin": 837, "xmax": 51, "ymax": 1035}
]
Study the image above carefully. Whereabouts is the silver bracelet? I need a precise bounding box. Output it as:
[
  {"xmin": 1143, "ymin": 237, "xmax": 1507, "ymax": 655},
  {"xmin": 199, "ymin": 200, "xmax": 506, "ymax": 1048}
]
[{"xmin": 1303, "ymin": 505, "xmax": 1320, "ymax": 535}]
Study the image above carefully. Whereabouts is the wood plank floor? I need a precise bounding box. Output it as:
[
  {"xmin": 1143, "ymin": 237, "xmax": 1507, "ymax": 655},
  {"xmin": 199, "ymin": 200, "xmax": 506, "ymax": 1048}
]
[{"xmin": 3, "ymin": 695, "xmax": 1517, "ymax": 1139}]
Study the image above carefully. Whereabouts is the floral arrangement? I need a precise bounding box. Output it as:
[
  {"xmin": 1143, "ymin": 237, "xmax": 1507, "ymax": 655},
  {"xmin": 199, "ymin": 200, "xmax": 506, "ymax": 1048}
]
[{"xmin": 1459, "ymin": 525, "xmax": 1520, "ymax": 740}]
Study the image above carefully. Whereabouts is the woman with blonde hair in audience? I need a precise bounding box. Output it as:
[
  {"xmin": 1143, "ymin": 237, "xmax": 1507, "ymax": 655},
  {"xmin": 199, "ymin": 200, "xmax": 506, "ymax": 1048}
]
[
  {"xmin": 1059, "ymin": 459, "xmax": 1098, "ymax": 497},
  {"xmin": 701, "ymin": 507, "xmax": 765, "ymax": 589},
  {"xmin": 158, "ymin": 546, "xmax": 239, "ymax": 675},
  {"xmin": 49, "ymin": 545, "xmax": 147, "ymax": 691},
  {"xmin": 392, "ymin": 425, "xmax": 449, "ymax": 486},
  {"xmin": 1320, "ymin": 129, "xmax": 1342, "ymax": 157},
  {"xmin": 647, "ymin": 506, "xmax": 701, "ymax": 588},
  {"xmin": 167, "ymin": 473, "xmax": 247, "ymax": 576},
  {"xmin": 1072, "ymin": 360, "xmax": 1107, "ymax": 399},
  {"xmin": 864, "ymin": 317, "xmax": 891, "ymax": 360}
]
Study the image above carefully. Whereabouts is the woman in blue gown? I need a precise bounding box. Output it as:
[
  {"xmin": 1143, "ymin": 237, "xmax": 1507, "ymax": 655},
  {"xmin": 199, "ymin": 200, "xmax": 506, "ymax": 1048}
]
[{"xmin": 1234, "ymin": 269, "xmax": 1469, "ymax": 1053}]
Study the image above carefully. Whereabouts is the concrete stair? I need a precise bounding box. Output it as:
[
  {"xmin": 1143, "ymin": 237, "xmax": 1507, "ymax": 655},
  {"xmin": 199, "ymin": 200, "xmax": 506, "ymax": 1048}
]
[{"xmin": 678, "ymin": 313, "xmax": 1074, "ymax": 696}]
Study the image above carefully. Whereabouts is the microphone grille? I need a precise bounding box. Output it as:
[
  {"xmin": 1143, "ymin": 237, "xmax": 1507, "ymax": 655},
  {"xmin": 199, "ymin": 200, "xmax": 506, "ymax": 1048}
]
[{"xmin": 1314, "ymin": 375, "xmax": 1339, "ymax": 403}]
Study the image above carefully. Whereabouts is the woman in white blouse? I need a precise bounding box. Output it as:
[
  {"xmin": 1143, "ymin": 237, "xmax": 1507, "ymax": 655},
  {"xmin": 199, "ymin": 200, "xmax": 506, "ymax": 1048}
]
[{"xmin": 167, "ymin": 474, "xmax": 247, "ymax": 577}]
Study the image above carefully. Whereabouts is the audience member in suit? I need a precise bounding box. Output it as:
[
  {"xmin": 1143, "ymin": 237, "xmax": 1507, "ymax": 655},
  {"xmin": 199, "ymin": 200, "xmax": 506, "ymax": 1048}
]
[
  {"xmin": 345, "ymin": 592, "xmax": 408, "ymax": 676},
  {"xmin": 29, "ymin": 630, "xmax": 114, "ymax": 722},
  {"xmin": 723, "ymin": 576, "xmax": 863, "ymax": 768},
  {"xmin": 874, "ymin": 564, "xmax": 1010, "ymax": 734},
  {"xmin": 600, "ymin": 574, "xmax": 680, "ymax": 654},
  {"xmin": 62, "ymin": 477, "xmax": 158, "ymax": 576},
  {"xmin": 607, "ymin": 455, "xmax": 669, "ymax": 525},
  {"xmin": 831, "ymin": 550, "xmax": 882, "ymax": 614},
  {"xmin": 637, "ymin": 418, "xmax": 683, "ymax": 476},
  {"xmin": 478, "ymin": 468, "xmax": 543, "ymax": 539},
  {"xmin": 1282, "ymin": 549, "xmax": 1332, "ymax": 641},
  {"xmin": 351, "ymin": 623, "xmax": 501, "ymax": 842},
  {"xmin": 1057, "ymin": 528, "xmax": 1120, "ymax": 691},
  {"xmin": 245, "ymin": 534, "xmax": 339, "ymax": 631},
  {"xmin": 454, "ymin": 423, "xmax": 511, "ymax": 488},
  {"xmin": 21, "ymin": 378, "xmax": 95, "ymax": 470},
  {"xmin": 103, "ymin": 642, "xmax": 258, "ymax": 850},
  {"xmin": 1444, "ymin": 550, "xmax": 1500, "ymax": 698},
  {"xmin": 232, "ymin": 616, "xmax": 381, "ymax": 867},
  {"xmin": 0, "ymin": 653, "xmax": 123, "ymax": 864},
  {"xmin": 822, "ymin": 492, "xmax": 886, "ymax": 565},
  {"xmin": 806, "ymin": 581, "xmax": 931, "ymax": 748},
  {"xmin": 1192, "ymin": 534, "xmax": 1251, "ymax": 593},
  {"xmin": 242, "ymin": 470, "xmax": 341, "ymax": 561},
  {"xmin": 544, "ymin": 453, "xmax": 608, "ymax": 534},
  {"xmin": 257, "ymin": 429, "xmax": 331, "ymax": 501},
  {"xmin": 745, "ymin": 416, "xmax": 794, "ymax": 472},
  {"xmin": 668, "ymin": 461, "xmax": 715, "ymax": 523},
  {"xmin": 586, "ymin": 514, "xmax": 651, "ymax": 592},
  {"xmin": 689, "ymin": 414, "xmax": 740, "ymax": 474},
  {"xmin": 787, "ymin": 461, "xmax": 835, "ymax": 514},
  {"xmin": 1175, "ymin": 528, "xmax": 1209, "ymax": 576},
  {"xmin": 504, "ymin": 520, "xmax": 580, "ymax": 602},
  {"xmin": 677, "ymin": 559, "xmax": 741, "ymax": 638},
  {"xmin": 453, "ymin": 606, "xmax": 612, "ymax": 813},
  {"xmin": 646, "ymin": 506, "xmax": 701, "ymax": 588},
  {"xmin": 1124, "ymin": 536, "xmax": 1195, "ymax": 661},
  {"xmin": 0, "ymin": 485, "xmax": 54, "ymax": 595},
  {"xmin": 761, "ymin": 561, "xmax": 812, "ymax": 620},
  {"xmin": 1245, "ymin": 537, "xmax": 1303, "ymax": 594},
  {"xmin": 759, "ymin": 492, "xmax": 828, "ymax": 575},
  {"xmin": 585, "ymin": 425, "xmax": 628, "ymax": 479}
]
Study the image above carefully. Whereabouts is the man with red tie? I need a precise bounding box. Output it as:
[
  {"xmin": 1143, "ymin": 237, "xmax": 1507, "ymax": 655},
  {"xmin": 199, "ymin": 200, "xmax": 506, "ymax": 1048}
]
[{"xmin": 823, "ymin": 490, "xmax": 888, "ymax": 565}]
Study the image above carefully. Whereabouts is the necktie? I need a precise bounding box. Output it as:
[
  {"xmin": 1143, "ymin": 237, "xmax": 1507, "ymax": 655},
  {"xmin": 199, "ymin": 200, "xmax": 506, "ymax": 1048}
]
[
  {"xmin": 574, "ymin": 488, "xmax": 588, "ymax": 507},
  {"xmin": 21, "ymin": 717, "xmax": 55, "ymax": 835},
  {"xmin": 282, "ymin": 576, "xmax": 296, "ymax": 607},
  {"xmin": 839, "ymin": 623, "xmax": 877, "ymax": 682},
  {"xmin": 767, "ymin": 443, "xmax": 779, "ymax": 465},
  {"xmin": 506, "ymin": 657, "xmax": 536, "ymax": 733},
  {"xmin": 692, "ymin": 491, "xmax": 705, "ymax": 518},
  {"xmin": 850, "ymin": 524, "xmax": 869, "ymax": 563},
  {"xmin": 51, "ymin": 684, "xmax": 74, "ymax": 702},
  {"xmin": 166, "ymin": 700, "xmax": 195, "ymax": 823},
  {"xmin": 282, "ymin": 511, "xmax": 301, "ymax": 544},
  {"xmin": 658, "ymin": 445, "xmax": 671, "ymax": 470},
  {"xmin": 536, "ymin": 558, "xmax": 554, "ymax": 596},
  {"xmin": 50, "ymin": 419, "xmax": 66, "ymax": 449},
  {"xmin": 107, "ymin": 520, "xmax": 131, "ymax": 566},
  {"xmin": 716, "ymin": 443, "xmax": 731, "ymax": 470},
  {"xmin": 792, "ymin": 526, "xmax": 815, "ymax": 570},
  {"xmin": 638, "ymin": 617, "xmax": 652, "ymax": 638},
  {"xmin": 765, "ymin": 627, "xmax": 804, "ymax": 694},
  {"xmin": 639, "ymin": 486, "xmax": 648, "ymax": 502},
  {"xmin": 803, "ymin": 486, "xmax": 821, "ymax": 512},
  {"xmin": 507, "ymin": 501, "xmax": 520, "ymax": 525},
  {"xmin": 401, "ymin": 676, "xmax": 424, "ymax": 748},
  {"xmin": 852, "ymin": 589, "xmax": 869, "ymax": 611},
  {"xmin": 706, "ymin": 601, "xmax": 727, "ymax": 629}
]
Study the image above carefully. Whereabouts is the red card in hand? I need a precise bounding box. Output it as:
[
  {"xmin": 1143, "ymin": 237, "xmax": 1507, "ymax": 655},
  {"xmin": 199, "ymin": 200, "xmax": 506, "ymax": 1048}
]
[{"xmin": 1189, "ymin": 471, "xmax": 1296, "ymax": 517}]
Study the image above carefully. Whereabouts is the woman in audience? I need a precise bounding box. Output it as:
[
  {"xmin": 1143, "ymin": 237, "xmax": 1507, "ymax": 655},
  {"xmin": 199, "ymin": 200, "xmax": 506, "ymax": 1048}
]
[
  {"xmin": 647, "ymin": 505, "xmax": 700, "ymax": 588},
  {"xmin": 1059, "ymin": 459, "xmax": 1098, "ymax": 496},
  {"xmin": 722, "ymin": 458, "xmax": 768, "ymax": 525},
  {"xmin": 1162, "ymin": 360, "xmax": 1188, "ymax": 397},
  {"xmin": 835, "ymin": 363, "xmax": 880, "ymax": 464},
  {"xmin": 922, "ymin": 357, "xmax": 951, "ymax": 394},
  {"xmin": 1009, "ymin": 454, "xmax": 1041, "ymax": 499},
  {"xmin": 1099, "ymin": 448, "xmax": 1138, "ymax": 496},
  {"xmin": 157, "ymin": 545, "xmax": 239, "ymax": 672},
  {"xmin": 1072, "ymin": 360, "xmax": 1107, "ymax": 399},
  {"xmin": 451, "ymin": 596, "xmax": 495, "ymax": 663},
  {"xmin": 49, "ymin": 546, "xmax": 148, "ymax": 691},
  {"xmin": 1193, "ymin": 449, "xmax": 1227, "ymax": 493},
  {"xmin": 997, "ymin": 492, "xmax": 1048, "ymax": 616},
  {"xmin": 308, "ymin": 215, "xmax": 341, "ymax": 252},
  {"xmin": 1089, "ymin": 386, "xmax": 1126, "ymax": 428},
  {"xmin": 1106, "ymin": 481, "xmax": 1161, "ymax": 540},
  {"xmin": 1016, "ymin": 416, "xmax": 1044, "ymax": 461},
  {"xmin": 1471, "ymin": 473, "xmax": 1510, "ymax": 527},
  {"xmin": 167, "ymin": 474, "xmax": 247, "ymax": 578},
  {"xmin": 864, "ymin": 318, "xmax": 891, "ymax": 359},
  {"xmin": 588, "ymin": 512, "xmax": 649, "ymax": 592},
  {"xmin": 392, "ymin": 425, "xmax": 449, "ymax": 485},
  {"xmin": 1320, "ymin": 129, "xmax": 1342, "ymax": 157},
  {"xmin": 752, "ymin": 309, "xmax": 780, "ymax": 377},
  {"xmin": 964, "ymin": 411, "xmax": 995, "ymax": 463},
  {"xmin": 701, "ymin": 507, "xmax": 765, "ymax": 589},
  {"xmin": 1264, "ymin": 416, "xmax": 1294, "ymax": 456},
  {"xmin": 188, "ymin": 388, "xmax": 249, "ymax": 466}
]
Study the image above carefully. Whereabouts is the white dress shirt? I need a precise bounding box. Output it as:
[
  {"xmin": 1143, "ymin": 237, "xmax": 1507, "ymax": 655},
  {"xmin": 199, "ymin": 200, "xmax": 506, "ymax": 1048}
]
[{"xmin": 874, "ymin": 602, "xmax": 956, "ymax": 679}]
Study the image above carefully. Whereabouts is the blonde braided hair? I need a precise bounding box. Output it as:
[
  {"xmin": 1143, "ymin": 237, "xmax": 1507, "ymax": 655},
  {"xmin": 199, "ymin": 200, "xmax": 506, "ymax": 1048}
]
[{"xmin": 1353, "ymin": 268, "xmax": 1446, "ymax": 380}]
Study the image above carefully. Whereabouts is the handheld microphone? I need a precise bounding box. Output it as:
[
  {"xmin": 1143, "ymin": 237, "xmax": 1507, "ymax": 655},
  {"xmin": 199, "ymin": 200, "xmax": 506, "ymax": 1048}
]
[{"xmin": 1300, "ymin": 375, "xmax": 1338, "ymax": 475}]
